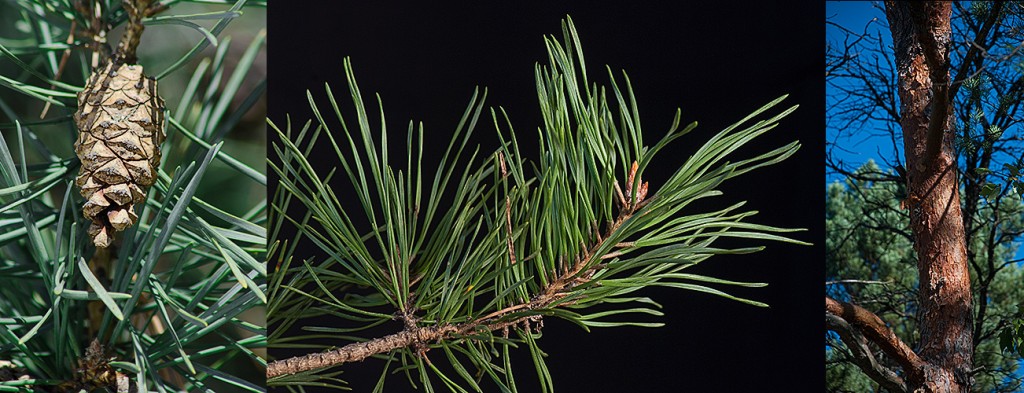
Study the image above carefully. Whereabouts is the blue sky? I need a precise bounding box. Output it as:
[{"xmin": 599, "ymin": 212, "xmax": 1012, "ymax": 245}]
[
  {"xmin": 827, "ymin": 2, "xmax": 1023, "ymax": 192},
  {"xmin": 826, "ymin": 1, "xmax": 894, "ymax": 184}
]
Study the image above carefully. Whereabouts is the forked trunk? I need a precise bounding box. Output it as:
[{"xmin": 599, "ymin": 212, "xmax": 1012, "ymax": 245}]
[{"xmin": 885, "ymin": 2, "xmax": 972, "ymax": 391}]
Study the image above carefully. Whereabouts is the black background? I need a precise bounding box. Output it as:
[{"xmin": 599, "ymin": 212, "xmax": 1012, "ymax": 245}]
[{"xmin": 269, "ymin": 2, "xmax": 824, "ymax": 391}]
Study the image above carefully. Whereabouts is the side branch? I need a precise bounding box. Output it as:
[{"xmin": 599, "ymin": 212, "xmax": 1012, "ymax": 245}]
[
  {"xmin": 826, "ymin": 313, "xmax": 907, "ymax": 392},
  {"xmin": 905, "ymin": 1, "xmax": 953, "ymax": 161},
  {"xmin": 949, "ymin": 1, "xmax": 1004, "ymax": 98},
  {"xmin": 825, "ymin": 296, "xmax": 927, "ymax": 382}
]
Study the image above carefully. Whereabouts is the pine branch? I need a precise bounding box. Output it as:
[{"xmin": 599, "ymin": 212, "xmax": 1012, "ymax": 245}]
[
  {"xmin": 826, "ymin": 313, "xmax": 907, "ymax": 392},
  {"xmin": 268, "ymin": 17, "xmax": 804, "ymax": 390},
  {"xmin": 268, "ymin": 167, "xmax": 649, "ymax": 378},
  {"xmin": 949, "ymin": 1, "xmax": 1004, "ymax": 98},
  {"xmin": 826, "ymin": 296, "xmax": 926, "ymax": 387}
]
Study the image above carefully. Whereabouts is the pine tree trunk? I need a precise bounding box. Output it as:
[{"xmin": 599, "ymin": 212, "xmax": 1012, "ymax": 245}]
[{"xmin": 885, "ymin": 2, "xmax": 972, "ymax": 391}]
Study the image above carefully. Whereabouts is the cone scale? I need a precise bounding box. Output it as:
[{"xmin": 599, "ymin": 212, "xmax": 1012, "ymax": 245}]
[{"xmin": 74, "ymin": 62, "xmax": 164, "ymax": 248}]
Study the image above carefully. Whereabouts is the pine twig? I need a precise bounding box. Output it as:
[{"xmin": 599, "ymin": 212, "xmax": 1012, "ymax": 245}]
[
  {"xmin": 115, "ymin": 0, "xmax": 150, "ymax": 64},
  {"xmin": 267, "ymin": 162, "xmax": 648, "ymax": 379}
]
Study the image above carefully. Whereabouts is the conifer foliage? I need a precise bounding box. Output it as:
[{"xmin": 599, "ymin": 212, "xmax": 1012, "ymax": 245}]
[
  {"xmin": 0, "ymin": 0, "xmax": 267, "ymax": 391},
  {"xmin": 268, "ymin": 17, "xmax": 805, "ymax": 391}
]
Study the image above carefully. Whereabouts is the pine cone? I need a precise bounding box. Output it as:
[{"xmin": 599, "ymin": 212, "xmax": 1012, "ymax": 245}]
[{"xmin": 74, "ymin": 62, "xmax": 165, "ymax": 248}]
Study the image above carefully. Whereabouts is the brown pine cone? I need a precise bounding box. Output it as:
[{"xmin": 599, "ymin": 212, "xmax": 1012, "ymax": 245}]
[{"xmin": 74, "ymin": 62, "xmax": 165, "ymax": 248}]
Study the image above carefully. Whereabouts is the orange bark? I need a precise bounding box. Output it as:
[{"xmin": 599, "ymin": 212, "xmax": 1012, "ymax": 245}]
[{"xmin": 888, "ymin": 2, "xmax": 972, "ymax": 391}]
